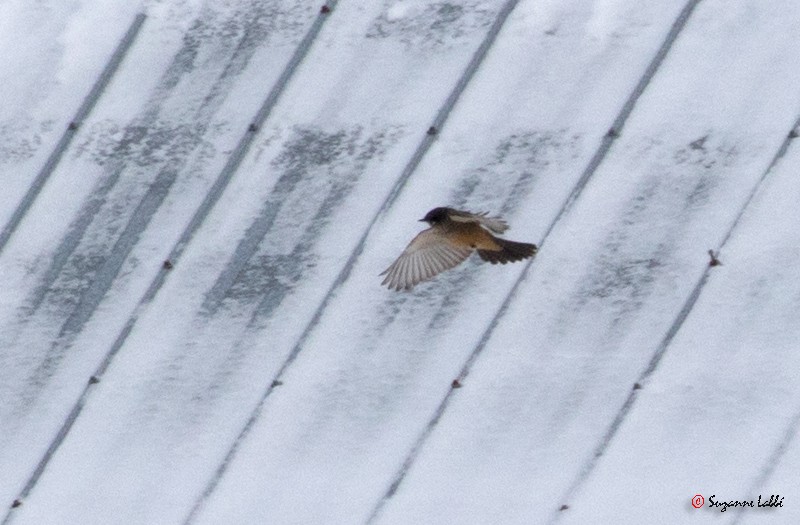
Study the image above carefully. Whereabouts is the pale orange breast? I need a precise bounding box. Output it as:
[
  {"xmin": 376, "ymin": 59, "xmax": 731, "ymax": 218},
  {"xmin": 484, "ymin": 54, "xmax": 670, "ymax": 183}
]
[{"xmin": 449, "ymin": 223, "xmax": 502, "ymax": 251}]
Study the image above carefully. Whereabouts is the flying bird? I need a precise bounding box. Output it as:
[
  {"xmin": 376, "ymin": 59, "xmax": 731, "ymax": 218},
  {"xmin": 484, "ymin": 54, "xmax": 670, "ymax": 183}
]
[{"xmin": 380, "ymin": 207, "xmax": 538, "ymax": 291}]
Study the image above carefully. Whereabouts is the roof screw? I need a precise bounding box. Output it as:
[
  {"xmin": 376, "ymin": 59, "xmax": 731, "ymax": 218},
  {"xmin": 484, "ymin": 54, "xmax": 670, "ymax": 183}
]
[
  {"xmin": 89, "ymin": 376, "xmax": 100, "ymax": 385},
  {"xmin": 707, "ymin": 249, "xmax": 722, "ymax": 267},
  {"xmin": 163, "ymin": 260, "xmax": 174, "ymax": 270},
  {"xmin": 427, "ymin": 126, "xmax": 438, "ymax": 136},
  {"xmin": 320, "ymin": 5, "xmax": 331, "ymax": 14},
  {"xmin": 451, "ymin": 379, "xmax": 462, "ymax": 389}
]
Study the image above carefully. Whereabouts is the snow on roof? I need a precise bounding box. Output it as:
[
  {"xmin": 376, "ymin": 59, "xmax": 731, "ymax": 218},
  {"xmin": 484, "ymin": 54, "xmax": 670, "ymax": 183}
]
[{"xmin": 1, "ymin": 0, "xmax": 799, "ymax": 523}]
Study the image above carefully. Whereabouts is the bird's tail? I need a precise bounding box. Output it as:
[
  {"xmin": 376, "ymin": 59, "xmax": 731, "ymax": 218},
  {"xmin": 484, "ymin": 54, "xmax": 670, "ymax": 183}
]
[{"xmin": 478, "ymin": 238, "xmax": 537, "ymax": 264}]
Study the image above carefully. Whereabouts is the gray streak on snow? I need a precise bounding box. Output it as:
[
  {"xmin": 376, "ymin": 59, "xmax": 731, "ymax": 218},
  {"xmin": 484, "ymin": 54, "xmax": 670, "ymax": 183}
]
[
  {"xmin": 367, "ymin": 2, "xmax": 495, "ymax": 48},
  {"xmin": 0, "ymin": 1, "xmax": 326, "ymax": 519},
  {"xmin": 0, "ymin": 13, "xmax": 146, "ymax": 257},
  {"xmin": 4, "ymin": 3, "xmax": 287, "ymax": 416},
  {"xmin": 201, "ymin": 125, "xmax": 402, "ymax": 317},
  {"xmin": 4, "ymin": 0, "xmax": 800, "ymax": 524}
]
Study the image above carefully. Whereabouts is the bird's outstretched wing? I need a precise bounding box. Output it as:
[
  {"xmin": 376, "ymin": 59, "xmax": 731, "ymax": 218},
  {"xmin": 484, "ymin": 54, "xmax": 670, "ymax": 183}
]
[
  {"xmin": 380, "ymin": 228, "xmax": 472, "ymax": 291},
  {"xmin": 447, "ymin": 209, "xmax": 508, "ymax": 234}
]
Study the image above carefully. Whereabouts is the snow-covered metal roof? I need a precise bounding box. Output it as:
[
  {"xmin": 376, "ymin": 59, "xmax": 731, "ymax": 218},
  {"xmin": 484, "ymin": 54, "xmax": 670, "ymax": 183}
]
[{"xmin": 1, "ymin": 0, "xmax": 799, "ymax": 523}]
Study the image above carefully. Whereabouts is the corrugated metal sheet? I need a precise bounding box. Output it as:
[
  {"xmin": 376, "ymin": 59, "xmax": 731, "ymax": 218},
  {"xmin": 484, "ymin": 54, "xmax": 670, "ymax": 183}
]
[{"xmin": 1, "ymin": 1, "xmax": 799, "ymax": 523}]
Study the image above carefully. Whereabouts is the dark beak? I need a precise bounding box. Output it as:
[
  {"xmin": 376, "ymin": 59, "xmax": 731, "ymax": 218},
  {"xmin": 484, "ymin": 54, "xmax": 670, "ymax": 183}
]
[{"xmin": 418, "ymin": 218, "xmax": 427, "ymax": 222}]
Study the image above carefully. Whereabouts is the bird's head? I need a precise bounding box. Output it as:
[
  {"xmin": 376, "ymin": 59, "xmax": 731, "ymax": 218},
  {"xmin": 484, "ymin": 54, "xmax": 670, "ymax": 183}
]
[{"xmin": 420, "ymin": 207, "xmax": 450, "ymax": 225}]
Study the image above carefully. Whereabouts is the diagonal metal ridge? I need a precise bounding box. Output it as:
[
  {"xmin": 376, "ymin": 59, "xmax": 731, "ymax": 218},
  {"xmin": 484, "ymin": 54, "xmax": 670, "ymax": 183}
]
[
  {"xmin": 99, "ymin": 0, "xmax": 342, "ymax": 377},
  {"xmin": 43, "ymin": 0, "xmax": 290, "ymax": 350},
  {"xmin": 1, "ymin": 4, "xmax": 336, "ymax": 521},
  {"xmin": 729, "ymin": 406, "xmax": 800, "ymax": 525},
  {"xmin": 368, "ymin": 0, "xmax": 705, "ymax": 521},
  {"xmin": 380, "ymin": 0, "xmax": 522, "ymax": 208},
  {"xmin": 548, "ymin": 111, "xmax": 800, "ymax": 523},
  {"xmin": 17, "ymin": 168, "xmax": 178, "ymax": 416},
  {"xmin": 182, "ymin": 1, "xmax": 523, "ymax": 522},
  {"xmin": 544, "ymin": 0, "xmax": 703, "ymax": 240},
  {"xmin": 243, "ymin": 0, "xmax": 525, "ymax": 336},
  {"xmin": 18, "ymin": 4, "xmax": 274, "ymax": 333},
  {"xmin": 17, "ymin": 0, "xmax": 292, "ymax": 426},
  {"xmin": 17, "ymin": 8, "xmax": 226, "ymax": 324},
  {"xmin": 0, "ymin": 13, "xmax": 146, "ymax": 257},
  {"xmin": 22, "ymin": 165, "xmax": 126, "ymax": 318}
]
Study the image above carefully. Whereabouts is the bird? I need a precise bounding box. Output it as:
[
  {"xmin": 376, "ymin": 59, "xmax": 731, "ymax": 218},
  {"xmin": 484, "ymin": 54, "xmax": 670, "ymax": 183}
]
[{"xmin": 380, "ymin": 207, "xmax": 538, "ymax": 291}]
